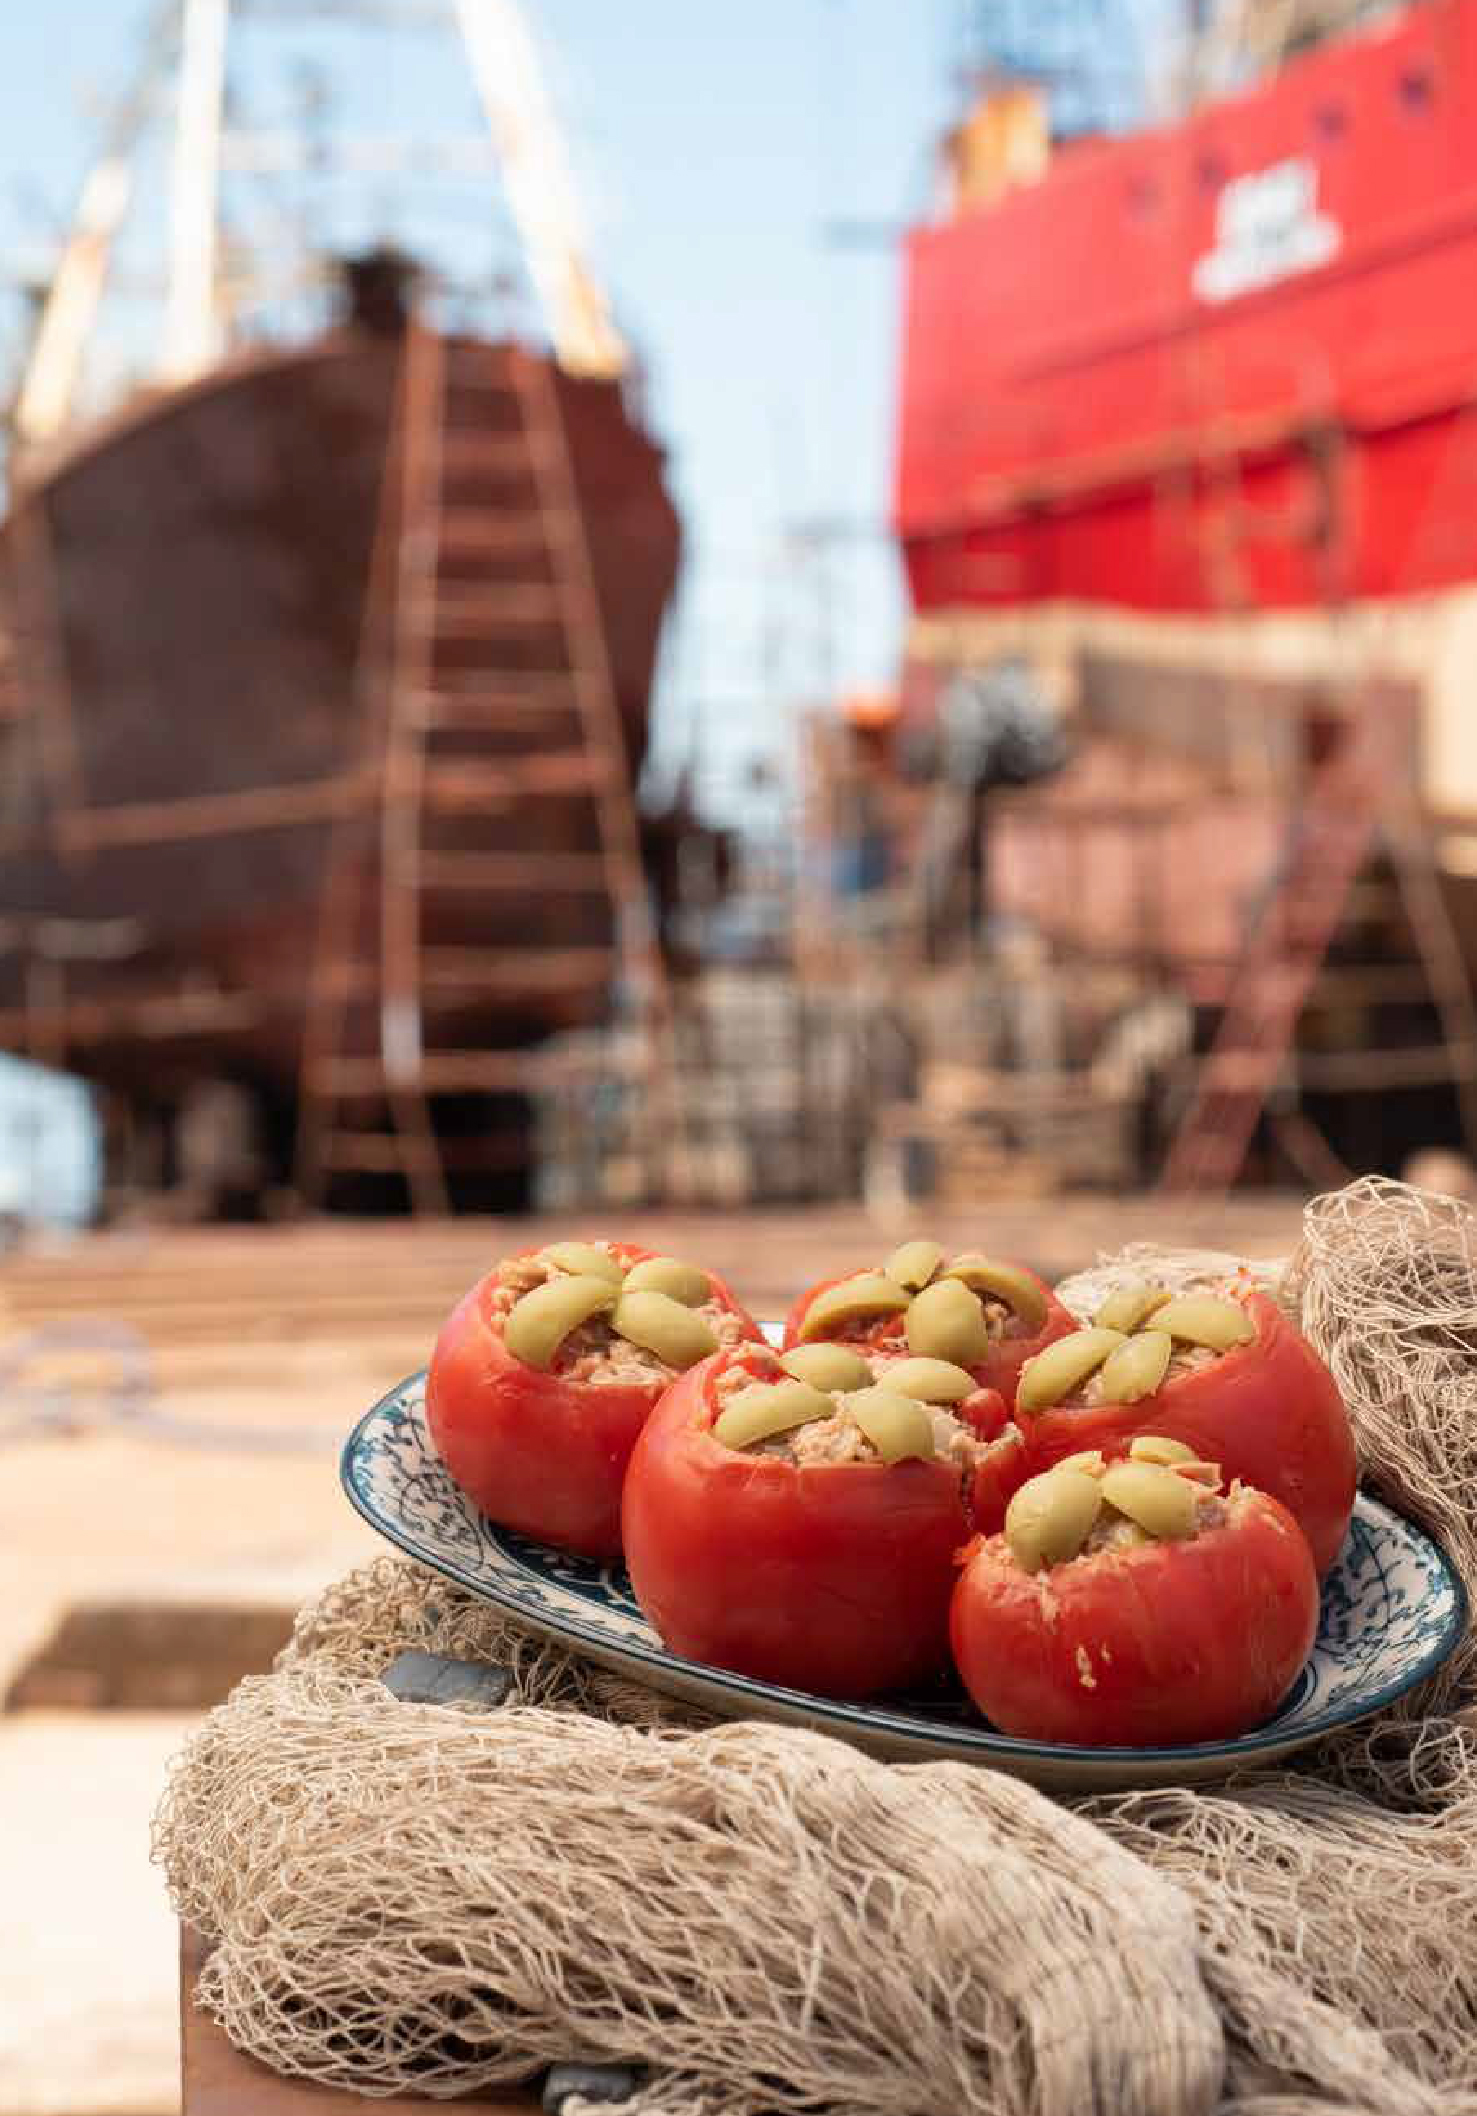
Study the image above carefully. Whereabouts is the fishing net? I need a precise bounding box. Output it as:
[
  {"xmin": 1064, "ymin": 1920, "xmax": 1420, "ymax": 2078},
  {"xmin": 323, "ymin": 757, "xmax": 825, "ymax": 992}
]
[{"xmin": 155, "ymin": 1179, "xmax": 1477, "ymax": 2114}]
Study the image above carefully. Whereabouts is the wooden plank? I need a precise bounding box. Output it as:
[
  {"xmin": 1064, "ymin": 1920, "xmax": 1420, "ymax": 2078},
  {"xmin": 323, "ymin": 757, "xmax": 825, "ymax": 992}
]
[
  {"xmin": 0, "ymin": 983, "xmax": 267, "ymax": 1048},
  {"xmin": 53, "ymin": 773, "xmax": 368, "ymax": 852},
  {"xmin": 416, "ymin": 756, "xmax": 607, "ymax": 806},
  {"xmin": 311, "ymin": 1051, "xmax": 533, "ymax": 1094}
]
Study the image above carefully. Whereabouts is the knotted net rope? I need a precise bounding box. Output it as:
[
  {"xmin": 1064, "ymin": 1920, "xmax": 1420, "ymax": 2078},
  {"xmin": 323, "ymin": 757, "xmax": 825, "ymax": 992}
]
[{"xmin": 155, "ymin": 1179, "xmax": 1477, "ymax": 2113}]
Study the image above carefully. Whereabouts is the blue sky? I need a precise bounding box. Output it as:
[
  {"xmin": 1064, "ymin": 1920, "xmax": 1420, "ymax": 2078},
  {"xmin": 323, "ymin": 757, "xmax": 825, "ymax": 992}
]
[{"xmin": 0, "ymin": 1, "xmax": 1157, "ymax": 819}]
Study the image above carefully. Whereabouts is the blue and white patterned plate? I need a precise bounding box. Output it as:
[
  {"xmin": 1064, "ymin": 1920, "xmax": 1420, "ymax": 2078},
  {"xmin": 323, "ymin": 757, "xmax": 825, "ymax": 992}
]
[{"xmin": 342, "ymin": 1368, "xmax": 1468, "ymax": 1792}]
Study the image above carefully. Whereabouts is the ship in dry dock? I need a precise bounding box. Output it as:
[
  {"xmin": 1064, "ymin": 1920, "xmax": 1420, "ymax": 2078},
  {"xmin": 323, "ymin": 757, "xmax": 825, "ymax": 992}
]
[
  {"xmin": 842, "ymin": 0, "xmax": 1477, "ymax": 1196},
  {"xmin": 0, "ymin": 0, "xmax": 680, "ymax": 1214}
]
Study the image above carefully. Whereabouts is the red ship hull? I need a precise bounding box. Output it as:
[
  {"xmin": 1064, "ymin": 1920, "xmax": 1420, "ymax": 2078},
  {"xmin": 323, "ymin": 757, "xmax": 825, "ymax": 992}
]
[{"xmin": 897, "ymin": 0, "xmax": 1477, "ymax": 617}]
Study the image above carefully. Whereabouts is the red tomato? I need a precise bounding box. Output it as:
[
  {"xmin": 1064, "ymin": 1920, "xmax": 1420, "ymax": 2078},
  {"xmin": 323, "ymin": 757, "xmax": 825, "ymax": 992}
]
[
  {"xmin": 1013, "ymin": 1292, "xmax": 1354, "ymax": 1575},
  {"xmin": 782, "ymin": 1262, "xmax": 1077, "ymax": 1405},
  {"xmin": 425, "ymin": 1243, "xmax": 763, "ymax": 1560},
  {"xmin": 951, "ymin": 1486, "xmax": 1320, "ymax": 1747},
  {"xmin": 621, "ymin": 1347, "xmax": 1008, "ymax": 1698}
]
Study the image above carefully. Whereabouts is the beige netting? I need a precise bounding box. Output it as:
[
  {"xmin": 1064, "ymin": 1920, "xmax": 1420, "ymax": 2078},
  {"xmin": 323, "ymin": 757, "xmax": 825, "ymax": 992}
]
[
  {"xmin": 156, "ymin": 1592, "xmax": 1223, "ymax": 2113},
  {"xmin": 155, "ymin": 1179, "xmax": 1477, "ymax": 2114}
]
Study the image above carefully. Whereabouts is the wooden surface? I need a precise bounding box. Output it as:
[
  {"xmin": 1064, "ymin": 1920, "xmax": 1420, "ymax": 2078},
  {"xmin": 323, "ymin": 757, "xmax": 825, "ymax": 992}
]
[{"xmin": 180, "ymin": 1928, "xmax": 540, "ymax": 2113}]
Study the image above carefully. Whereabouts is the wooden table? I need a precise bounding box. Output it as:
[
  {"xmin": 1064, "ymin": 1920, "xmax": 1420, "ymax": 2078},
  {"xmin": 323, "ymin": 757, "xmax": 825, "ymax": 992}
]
[{"xmin": 181, "ymin": 1929, "xmax": 540, "ymax": 2113}]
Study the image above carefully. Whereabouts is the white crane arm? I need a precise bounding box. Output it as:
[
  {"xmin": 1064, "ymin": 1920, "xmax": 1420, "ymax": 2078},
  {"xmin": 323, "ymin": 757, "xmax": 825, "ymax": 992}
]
[{"xmin": 454, "ymin": 0, "xmax": 627, "ymax": 378}]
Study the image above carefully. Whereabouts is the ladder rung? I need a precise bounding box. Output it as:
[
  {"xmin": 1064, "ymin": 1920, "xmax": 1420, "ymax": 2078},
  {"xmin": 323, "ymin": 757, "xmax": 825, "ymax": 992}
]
[
  {"xmin": 311, "ymin": 1052, "xmax": 532, "ymax": 1095},
  {"xmin": 1307, "ymin": 964, "xmax": 1438, "ymax": 1004},
  {"xmin": 318, "ymin": 1133, "xmax": 445, "ymax": 1172},
  {"xmin": 416, "ymin": 757, "xmax": 612, "ymax": 806},
  {"xmin": 320, "ymin": 948, "xmax": 616, "ymax": 1003},
  {"xmin": 436, "ymin": 512, "xmax": 550, "ymax": 559},
  {"xmin": 1295, "ymin": 1041, "xmax": 1477, "ymax": 1091},
  {"xmin": 412, "ymin": 851, "xmax": 609, "ymax": 892},
  {"xmin": 418, "ymin": 945, "xmax": 616, "ymax": 992},
  {"xmin": 419, "ymin": 587, "xmax": 565, "ymax": 635},
  {"xmin": 410, "ymin": 687, "xmax": 577, "ymax": 731},
  {"xmin": 439, "ymin": 434, "xmax": 544, "ymax": 476}
]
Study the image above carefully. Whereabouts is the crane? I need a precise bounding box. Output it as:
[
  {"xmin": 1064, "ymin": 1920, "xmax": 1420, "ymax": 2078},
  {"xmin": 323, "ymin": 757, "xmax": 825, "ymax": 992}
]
[{"xmin": 9, "ymin": 0, "xmax": 626, "ymax": 451}]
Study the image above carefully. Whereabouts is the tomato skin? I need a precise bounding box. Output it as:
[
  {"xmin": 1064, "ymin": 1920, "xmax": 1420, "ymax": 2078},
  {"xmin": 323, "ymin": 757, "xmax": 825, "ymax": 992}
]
[
  {"xmin": 781, "ymin": 1263, "xmax": 1077, "ymax": 1405},
  {"xmin": 621, "ymin": 1350, "xmax": 985, "ymax": 1698},
  {"xmin": 425, "ymin": 1244, "xmax": 763, "ymax": 1560},
  {"xmin": 1013, "ymin": 1292, "xmax": 1355, "ymax": 1575},
  {"xmin": 950, "ymin": 1489, "xmax": 1320, "ymax": 1747}
]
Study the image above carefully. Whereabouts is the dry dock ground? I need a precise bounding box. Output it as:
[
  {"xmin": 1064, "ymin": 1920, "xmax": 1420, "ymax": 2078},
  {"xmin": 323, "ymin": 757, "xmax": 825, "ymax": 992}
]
[{"xmin": 0, "ymin": 1197, "xmax": 1303, "ymax": 2114}]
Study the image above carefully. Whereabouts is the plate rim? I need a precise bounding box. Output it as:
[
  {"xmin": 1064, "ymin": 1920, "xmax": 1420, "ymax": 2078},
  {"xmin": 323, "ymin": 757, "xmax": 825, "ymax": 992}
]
[{"xmin": 341, "ymin": 1368, "xmax": 1469, "ymax": 1769}]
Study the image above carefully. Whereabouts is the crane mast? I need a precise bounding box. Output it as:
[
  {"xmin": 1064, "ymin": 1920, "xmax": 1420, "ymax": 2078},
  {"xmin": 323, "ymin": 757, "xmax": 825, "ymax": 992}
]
[{"xmin": 11, "ymin": 0, "xmax": 627, "ymax": 450}]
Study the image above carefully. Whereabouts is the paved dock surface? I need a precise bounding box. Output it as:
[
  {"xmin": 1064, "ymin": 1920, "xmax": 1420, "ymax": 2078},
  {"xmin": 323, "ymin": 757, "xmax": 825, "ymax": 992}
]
[{"xmin": 0, "ymin": 1197, "xmax": 1305, "ymax": 2112}]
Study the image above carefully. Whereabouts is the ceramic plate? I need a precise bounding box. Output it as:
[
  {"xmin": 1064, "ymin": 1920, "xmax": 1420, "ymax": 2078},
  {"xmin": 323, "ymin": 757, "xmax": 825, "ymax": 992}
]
[{"xmin": 342, "ymin": 1368, "xmax": 1467, "ymax": 1792}]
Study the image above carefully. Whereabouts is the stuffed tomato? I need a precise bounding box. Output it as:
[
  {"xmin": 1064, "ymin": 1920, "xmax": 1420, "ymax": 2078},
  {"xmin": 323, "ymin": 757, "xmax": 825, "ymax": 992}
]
[
  {"xmin": 426, "ymin": 1240, "xmax": 764, "ymax": 1559},
  {"xmin": 781, "ymin": 1238, "xmax": 1076, "ymax": 1406},
  {"xmin": 621, "ymin": 1339, "xmax": 1017, "ymax": 1697},
  {"xmin": 1010, "ymin": 1284, "xmax": 1355, "ymax": 1575},
  {"xmin": 951, "ymin": 1441, "xmax": 1320, "ymax": 1747}
]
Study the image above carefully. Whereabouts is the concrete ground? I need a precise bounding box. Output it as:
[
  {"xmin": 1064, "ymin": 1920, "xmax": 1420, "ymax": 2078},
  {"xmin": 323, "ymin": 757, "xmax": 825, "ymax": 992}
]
[
  {"xmin": 0, "ymin": 1714, "xmax": 194, "ymax": 2116},
  {"xmin": 0, "ymin": 1198, "xmax": 1305, "ymax": 2114}
]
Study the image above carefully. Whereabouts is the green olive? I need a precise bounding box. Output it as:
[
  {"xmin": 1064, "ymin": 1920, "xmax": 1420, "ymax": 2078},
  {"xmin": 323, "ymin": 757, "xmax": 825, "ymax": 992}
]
[
  {"xmin": 502, "ymin": 1274, "xmax": 617, "ymax": 1370},
  {"xmin": 711, "ymin": 1379, "xmax": 832, "ymax": 1451},
  {"xmin": 1128, "ymin": 1434, "xmax": 1198, "ymax": 1466},
  {"xmin": 621, "ymin": 1255, "xmax": 711, "ymax": 1306},
  {"xmin": 1150, "ymin": 1295, "xmax": 1256, "ymax": 1352},
  {"xmin": 541, "ymin": 1242, "xmax": 626, "ymax": 1284},
  {"xmin": 1096, "ymin": 1330, "xmax": 1172, "ymax": 1406},
  {"xmin": 797, "ymin": 1272, "xmax": 911, "ymax": 1342},
  {"xmin": 1100, "ymin": 1461, "xmax": 1197, "ymax": 1541},
  {"xmin": 843, "ymin": 1385, "xmax": 936, "ymax": 1464},
  {"xmin": 905, "ymin": 1278, "xmax": 990, "ymax": 1365},
  {"xmin": 883, "ymin": 1239, "xmax": 945, "ymax": 1292},
  {"xmin": 610, "ymin": 1291, "xmax": 718, "ymax": 1371},
  {"xmin": 1015, "ymin": 1328, "xmax": 1126, "ymax": 1414},
  {"xmin": 876, "ymin": 1356, "xmax": 976, "ymax": 1403},
  {"xmin": 1004, "ymin": 1468, "xmax": 1104, "ymax": 1574},
  {"xmin": 1093, "ymin": 1281, "xmax": 1171, "ymax": 1334},
  {"xmin": 780, "ymin": 1343, "xmax": 873, "ymax": 1392},
  {"xmin": 943, "ymin": 1255, "xmax": 1048, "ymax": 1330}
]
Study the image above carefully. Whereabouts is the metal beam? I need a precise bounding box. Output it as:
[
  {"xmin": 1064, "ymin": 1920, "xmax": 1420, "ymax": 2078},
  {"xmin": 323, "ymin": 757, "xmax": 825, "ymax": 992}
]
[{"xmin": 163, "ymin": 0, "xmax": 230, "ymax": 381}]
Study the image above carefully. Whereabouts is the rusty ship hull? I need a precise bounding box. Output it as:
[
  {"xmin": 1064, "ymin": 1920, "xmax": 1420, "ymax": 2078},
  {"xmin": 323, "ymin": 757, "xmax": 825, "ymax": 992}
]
[{"xmin": 0, "ymin": 325, "xmax": 681, "ymax": 1176}]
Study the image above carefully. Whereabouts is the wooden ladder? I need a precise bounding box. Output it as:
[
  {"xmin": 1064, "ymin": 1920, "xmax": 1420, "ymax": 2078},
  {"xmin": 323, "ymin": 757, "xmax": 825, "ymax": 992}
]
[
  {"xmin": 1159, "ymin": 688, "xmax": 1477, "ymax": 1193},
  {"xmin": 295, "ymin": 317, "xmax": 667, "ymax": 1213}
]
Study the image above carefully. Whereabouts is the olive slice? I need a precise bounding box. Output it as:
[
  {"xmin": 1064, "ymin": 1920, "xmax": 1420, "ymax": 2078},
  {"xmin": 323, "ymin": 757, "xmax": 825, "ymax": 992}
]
[
  {"xmin": 503, "ymin": 1274, "xmax": 617, "ymax": 1370},
  {"xmin": 1100, "ymin": 1461, "xmax": 1197, "ymax": 1541},
  {"xmin": 1005, "ymin": 1469, "xmax": 1104, "ymax": 1574},
  {"xmin": 1128, "ymin": 1434, "xmax": 1197, "ymax": 1466},
  {"xmin": 1097, "ymin": 1331, "xmax": 1172, "ymax": 1406},
  {"xmin": 876, "ymin": 1356, "xmax": 976, "ymax": 1404},
  {"xmin": 843, "ymin": 1385, "xmax": 936, "ymax": 1464},
  {"xmin": 780, "ymin": 1343, "xmax": 873, "ymax": 1392},
  {"xmin": 541, "ymin": 1242, "xmax": 626, "ymax": 1283},
  {"xmin": 797, "ymin": 1273, "xmax": 911, "ymax": 1342},
  {"xmin": 943, "ymin": 1255, "xmax": 1048, "ymax": 1330},
  {"xmin": 1093, "ymin": 1281, "xmax": 1171, "ymax": 1334},
  {"xmin": 621, "ymin": 1256, "xmax": 711, "ymax": 1306},
  {"xmin": 1015, "ymin": 1328, "xmax": 1126, "ymax": 1414},
  {"xmin": 1150, "ymin": 1295, "xmax": 1256, "ymax": 1352},
  {"xmin": 882, "ymin": 1239, "xmax": 945, "ymax": 1292},
  {"xmin": 711, "ymin": 1379, "xmax": 833, "ymax": 1451},
  {"xmin": 611, "ymin": 1292, "xmax": 718, "ymax": 1372},
  {"xmin": 905, "ymin": 1278, "xmax": 990, "ymax": 1365}
]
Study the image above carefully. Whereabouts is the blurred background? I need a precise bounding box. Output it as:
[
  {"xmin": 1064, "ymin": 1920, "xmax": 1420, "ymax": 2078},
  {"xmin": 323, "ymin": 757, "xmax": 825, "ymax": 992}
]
[
  {"xmin": 2, "ymin": 0, "xmax": 1475, "ymax": 1235},
  {"xmin": 4, "ymin": 0, "xmax": 1477, "ymax": 2107}
]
